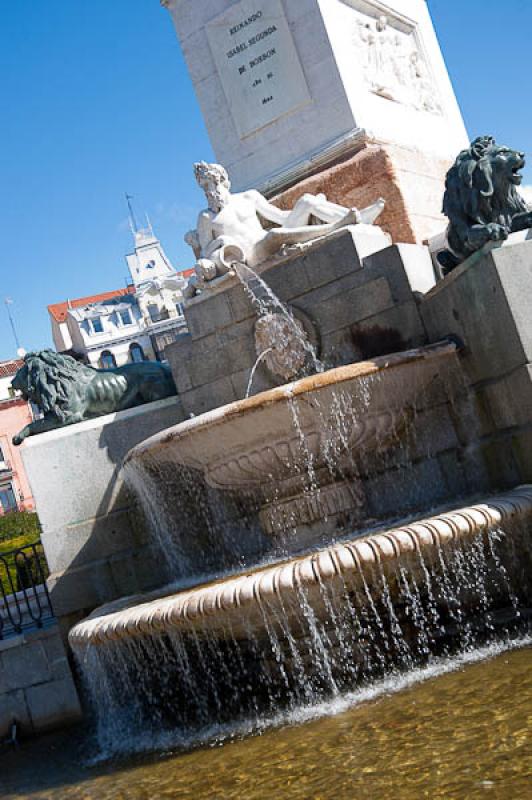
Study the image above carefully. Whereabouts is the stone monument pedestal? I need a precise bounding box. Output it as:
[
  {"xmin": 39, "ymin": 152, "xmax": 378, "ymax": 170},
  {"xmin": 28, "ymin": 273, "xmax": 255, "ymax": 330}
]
[{"xmin": 163, "ymin": 0, "xmax": 467, "ymax": 245}]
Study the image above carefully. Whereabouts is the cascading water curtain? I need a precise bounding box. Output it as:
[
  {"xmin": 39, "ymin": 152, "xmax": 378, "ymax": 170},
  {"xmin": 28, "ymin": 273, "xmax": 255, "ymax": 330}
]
[{"xmin": 71, "ymin": 489, "xmax": 532, "ymax": 755}]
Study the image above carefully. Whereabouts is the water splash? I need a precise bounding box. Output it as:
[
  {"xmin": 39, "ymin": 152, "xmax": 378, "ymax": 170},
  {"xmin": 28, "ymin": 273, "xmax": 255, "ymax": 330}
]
[
  {"xmin": 73, "ymin": 518, "xmax": 531, "ymax": 757},
  {"xmin": 75, "ymin": 338, "xmax": 528, "ymax": 761},
  {"xmin": 233, "ymin": 262, "xmax": 324, "ymax": 375}
]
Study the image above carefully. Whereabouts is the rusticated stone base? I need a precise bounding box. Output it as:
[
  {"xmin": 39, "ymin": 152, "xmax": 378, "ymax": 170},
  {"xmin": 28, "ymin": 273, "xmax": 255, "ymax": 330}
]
[
  {"xmin": 167, "ymin": 230, "xmax": 438, "ymax": 416},
  {"xmin": 271, "ymin": 138, "xmax": 452, "ymax": 246}
]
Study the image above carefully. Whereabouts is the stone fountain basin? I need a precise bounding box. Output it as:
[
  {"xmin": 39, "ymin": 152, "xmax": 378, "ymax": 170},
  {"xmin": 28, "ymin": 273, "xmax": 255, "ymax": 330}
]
[
  {"xmin": 69, "ymin": 486, "xmax": 532, "ymax": 648},
  {"xmin": 126, "ymin": 342, "xmax": 457, "ymax": 492}
]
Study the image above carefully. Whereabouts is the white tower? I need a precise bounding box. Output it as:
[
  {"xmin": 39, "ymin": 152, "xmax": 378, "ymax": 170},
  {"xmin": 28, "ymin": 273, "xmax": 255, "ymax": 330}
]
[
  {"xmin": 123, "ymin": 197, "xmax": 187, "ymax": 341},
  {"xmin": 125, "ymin": 223, "xmax": 176, "ymax": 287},
  {"xmin": 124, "ymin": 194, "xmax": 175, "ymax": 285}
]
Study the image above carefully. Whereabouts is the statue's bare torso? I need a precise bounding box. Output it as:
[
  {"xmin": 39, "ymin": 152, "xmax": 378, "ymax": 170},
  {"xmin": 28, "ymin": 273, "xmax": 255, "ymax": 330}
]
[
  {"xmin": 197, "ymin": 190, "xmax": 276, "ymax": 257},
  {"xmin": 183, "ymin": 161, "xmax": 385, "ymax": 294}
]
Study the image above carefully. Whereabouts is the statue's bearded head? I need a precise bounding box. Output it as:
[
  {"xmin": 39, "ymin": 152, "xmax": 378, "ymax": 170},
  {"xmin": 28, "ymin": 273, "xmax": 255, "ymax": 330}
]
[{"xmin": 193, "ymin": 161, "xmax": 231, "ymax": 212}]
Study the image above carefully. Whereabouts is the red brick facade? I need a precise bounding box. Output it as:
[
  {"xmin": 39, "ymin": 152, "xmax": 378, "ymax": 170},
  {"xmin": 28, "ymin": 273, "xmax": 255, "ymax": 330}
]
[{"xmin": 272, "ymin": 139, "xmax": 451, "ymax": 246}]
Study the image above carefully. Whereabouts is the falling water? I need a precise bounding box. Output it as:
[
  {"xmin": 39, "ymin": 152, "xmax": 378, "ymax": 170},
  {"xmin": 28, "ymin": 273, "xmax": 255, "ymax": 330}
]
[
  {"xmin": 73, "ymin": 515, "xmax": 531, "ymax": 756},
  {"xmin": 123, "ymin": 455, "xmax": 268, "ymax": 583},
  {"xmin": 71, "ymin": 331, "xmax": 531, "ymax": 760},
  {"xmin": 245, "ymin": 347, "xmax": 273, "ymax": 398}
]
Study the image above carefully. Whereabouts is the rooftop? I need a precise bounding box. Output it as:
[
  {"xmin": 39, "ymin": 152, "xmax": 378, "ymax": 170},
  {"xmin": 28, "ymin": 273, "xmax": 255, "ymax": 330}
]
[
  {"xmin": 47, "ymin": 269, "xmax": 195, "ymax": 324},
  {"xmin": 48, "ymin": 287, "xmax": 136, "ymax": 323},
  {"xmin": 0, "ymin": 359, "xmax": 24, "ymax": 378}
]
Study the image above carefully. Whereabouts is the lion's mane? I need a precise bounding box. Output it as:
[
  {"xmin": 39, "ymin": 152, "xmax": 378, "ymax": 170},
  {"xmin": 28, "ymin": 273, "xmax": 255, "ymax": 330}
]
[{"xmin": 18, "ymin": 350, "xmax": 94, "ymax": 423}]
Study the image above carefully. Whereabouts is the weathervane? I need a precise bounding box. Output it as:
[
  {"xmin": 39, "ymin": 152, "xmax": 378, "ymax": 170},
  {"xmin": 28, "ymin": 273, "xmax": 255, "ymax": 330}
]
[
  {"xmin": 125, "ymin": 193, "xmax": 154, "ymax": 238},
  {"xmin": 4, "ymin": 297, "xmax": 24, "ymax": 355},
  {"xmin": 125, "ymin": 192, "xmax": 139, "ymax": 234}
]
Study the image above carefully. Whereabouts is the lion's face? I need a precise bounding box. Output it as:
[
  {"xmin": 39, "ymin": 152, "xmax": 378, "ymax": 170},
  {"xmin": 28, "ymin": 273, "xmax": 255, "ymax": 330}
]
[
  {"xmin": 11, "ymin": 363, "xmax": 31, "ymax": 400},
  {"xmin": 487, "ymin": 145, "xmax": 525, "ymax": 189},
  {"xmin": 443, "ymin": 136, "xmax": 530, "ymax": 263}
]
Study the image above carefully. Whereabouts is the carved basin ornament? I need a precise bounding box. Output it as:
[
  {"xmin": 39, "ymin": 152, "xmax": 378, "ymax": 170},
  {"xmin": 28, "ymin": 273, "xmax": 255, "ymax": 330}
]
[
  {"xmin": 126, "ymin": 342, "xmax": 457, "ymax": 536},
  {"xmin": 254, "ymin": 311, "xmax": 315, "ymax": 382}
]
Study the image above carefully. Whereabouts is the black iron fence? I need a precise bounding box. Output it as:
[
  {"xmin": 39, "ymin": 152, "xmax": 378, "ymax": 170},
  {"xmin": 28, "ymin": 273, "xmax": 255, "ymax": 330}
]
[{"xmin": 0, "ymin": 542, "xmax": 54, "ymax": 639}]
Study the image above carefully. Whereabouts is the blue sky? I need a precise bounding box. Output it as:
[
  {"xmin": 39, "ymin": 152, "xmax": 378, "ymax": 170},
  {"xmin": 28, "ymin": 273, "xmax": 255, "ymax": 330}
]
[{"xmin": 1, "ymin": 0, "xmax": 531, "ymax": 362}]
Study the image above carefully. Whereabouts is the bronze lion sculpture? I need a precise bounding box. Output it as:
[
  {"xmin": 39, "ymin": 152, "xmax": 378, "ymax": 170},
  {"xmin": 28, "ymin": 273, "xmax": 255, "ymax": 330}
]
[
  {"xmin": 438, "ymin": 136, "xmax": 532, "ymax": 274},
  {"xmin": 12, "ymin": 350, "xmax": 177, "ymax": 444}
]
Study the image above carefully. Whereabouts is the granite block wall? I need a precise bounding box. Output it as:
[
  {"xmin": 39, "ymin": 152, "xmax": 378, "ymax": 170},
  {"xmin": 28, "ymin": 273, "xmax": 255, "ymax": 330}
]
[
  {"xmin": 0, "ymin": 625, "xmax": 81, "ymax": 739},
  {"xmin": 21, "ymin": 397, "xmax": 185, "ymax": 628},
  {"xmin": 420, "ymin": 240, "xmax": 532, "ymax": 488},
  {"xmin": 167, "ymin": 227, "xmax": 436, "ymax": 418}
]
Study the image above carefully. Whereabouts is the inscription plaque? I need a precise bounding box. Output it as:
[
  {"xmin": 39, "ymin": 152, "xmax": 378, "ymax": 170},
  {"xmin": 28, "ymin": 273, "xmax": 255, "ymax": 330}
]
[{"xmin": 206, "ymin": 0, "xmax": 311, "ymax": 139}]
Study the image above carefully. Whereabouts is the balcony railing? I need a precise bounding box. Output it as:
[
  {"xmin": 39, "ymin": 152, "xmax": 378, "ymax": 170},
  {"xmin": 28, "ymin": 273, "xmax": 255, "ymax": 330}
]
[{"xmin": 0, "ymin": 542, "xmax": 54, "ymax": 639}]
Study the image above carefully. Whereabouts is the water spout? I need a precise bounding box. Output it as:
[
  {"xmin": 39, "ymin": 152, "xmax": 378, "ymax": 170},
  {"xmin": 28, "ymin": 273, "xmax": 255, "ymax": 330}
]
[
  {"xmin": 233, "ymin": 261, "xmax": 324, "ymax": 375},
  {"xmin": 245, "ymin": 348, "xmax": 273, "ymax": 398}
]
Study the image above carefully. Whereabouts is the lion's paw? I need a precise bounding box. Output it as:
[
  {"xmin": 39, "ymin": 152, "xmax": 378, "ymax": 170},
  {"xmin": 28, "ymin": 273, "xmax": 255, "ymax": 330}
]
[
  {"xmin": 520, "ymin": 210, "xmax": 532, "ymax": 229},
  {"xmin": 485, "ymin": 223, "xmax": 509, "ymax": 242}
]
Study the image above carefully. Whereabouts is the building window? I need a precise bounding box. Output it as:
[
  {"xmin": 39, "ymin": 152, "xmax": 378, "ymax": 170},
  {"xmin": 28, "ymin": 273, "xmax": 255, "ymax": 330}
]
[
  {"xmin": 118, "ymin": 309, "xmax": 133, "ymax": 326},
  {"xmin": 99, "ymin": 350, "xmax": 116, "ymax": 369},
  {"xmin": 90, "ymin": 317, "xmax": 104, "ymax": 334},
  {"xmin": 0, "ymin": 444, "xmax": 7, "ymax": 470},
  {"xmin": 147, "ymin": 304, "xmax": 169, "ymax": 323},
  {"xmin": 0, "ymin": 484, "xmax": 17, "ymax": 513},
  {"xmin": 129, "ymin": 343, "xmax": 144, "ymax": 363},
  {"xmin": 175, "ymin": 302, "xmax": 185, "ymax": 317}
]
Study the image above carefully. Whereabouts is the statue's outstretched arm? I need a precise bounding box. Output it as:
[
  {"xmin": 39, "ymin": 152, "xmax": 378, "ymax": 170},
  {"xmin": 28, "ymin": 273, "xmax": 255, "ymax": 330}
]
[
  {"xmin": 251, "ymin": 190, "xmax": 291, "ymax": 226},
  {"xmin": 184, "ymin": 229, "xmax": 201, "ymax": 259}
]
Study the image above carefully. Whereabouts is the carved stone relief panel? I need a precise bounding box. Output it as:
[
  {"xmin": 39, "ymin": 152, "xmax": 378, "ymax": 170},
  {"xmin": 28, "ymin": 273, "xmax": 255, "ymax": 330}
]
[{"xmin": 339, "ymin": 0, "xmax": 441, "ymax": 114}]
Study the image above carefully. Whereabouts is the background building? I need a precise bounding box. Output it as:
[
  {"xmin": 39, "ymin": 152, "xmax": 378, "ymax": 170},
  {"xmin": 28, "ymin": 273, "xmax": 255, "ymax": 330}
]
[
  {"xmin": 48, "ymin": 223, "xmax": 193, "ymax": 367},
  {"xmin": 0, "ymin": 359, "xmax": 35, "ymax": 514},
  {"xmin": 126, "ymin": 223, "xmax": 193, "ymax": 360}
]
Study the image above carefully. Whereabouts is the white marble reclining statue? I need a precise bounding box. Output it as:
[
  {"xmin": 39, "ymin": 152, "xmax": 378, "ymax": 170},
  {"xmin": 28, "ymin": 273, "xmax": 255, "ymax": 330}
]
[{"xmin": 184, "ymin": 161, "xmax": 385, "ymax": 297}]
